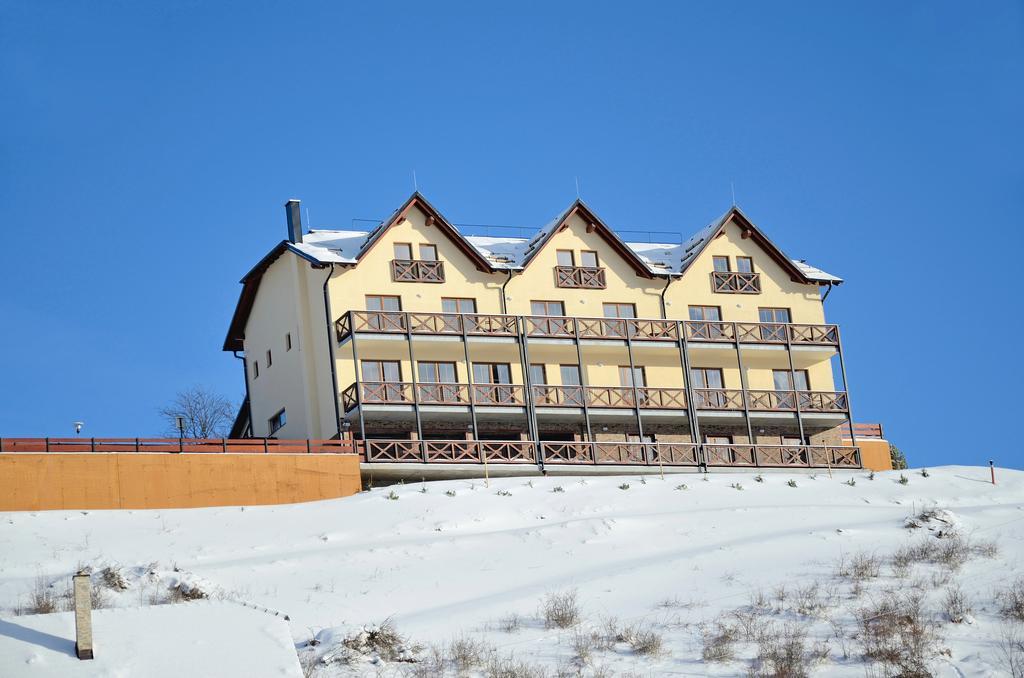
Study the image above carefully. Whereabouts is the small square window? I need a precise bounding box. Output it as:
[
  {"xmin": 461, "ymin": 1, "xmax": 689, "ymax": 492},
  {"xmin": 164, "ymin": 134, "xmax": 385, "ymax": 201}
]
[
  {"xmin": 712, "ymin": 256, "xmax": 730, "ymax": 272},
  {"xmin": 285, "ymin": 333, "xmax": 292, "ymax": 351},
  {"xmin": 268, "ymin": 409, "xmax": 286, "ymax": 435},
  {"xmin": 737, "ymin": 256, "xmax": 754, "ymax": 273},
  {"xmin": 580, "ymin": 250, "xmax": 599, "ymax": 268},
  {"xmin": 418, "ymin": 244, "xmax": 438, "ymax": 261},
  {"xmin": 393, "ymin": 243, "xmax": 412, "ymax": 260},
  {"xmin": 556, "ymin": 250, "xmax": 575, "ymax": 267}
]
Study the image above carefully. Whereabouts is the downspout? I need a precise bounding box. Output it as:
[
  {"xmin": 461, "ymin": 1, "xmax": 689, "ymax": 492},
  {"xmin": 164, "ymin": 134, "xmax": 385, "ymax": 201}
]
[
  {"xmin": 321, "ymin": 263, "xmax": 342, "ymax": 439},
  {"xmin": 232, "ymin": 350, "xmax": 254, "ymax": 437},
  {"xmin": 500, "ymin": 270, "xmax": 515, "ymax": 314},
  {"xmin": 658, "ymin": 274, "xmax": 675, "ymax": 319},
  {"xmin": 821, "ymin": 281, "xmax": 834, "ymax": 303}
]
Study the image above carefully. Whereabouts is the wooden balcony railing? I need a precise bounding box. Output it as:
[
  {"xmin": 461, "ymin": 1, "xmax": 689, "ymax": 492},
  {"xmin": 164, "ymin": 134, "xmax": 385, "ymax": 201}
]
[
  {"xmin": 363, "ymin": 439, "xmax": 535, "ymax": 464},
  {"xmin": 692, "ymin": 388, "xmax": 745, "ymax": 410},
  {"xmin": 470, "ymin": 384, "xmax": 526, "ymax": 406},
  {"xmin": 540, "ymin": 442, "xmax": 701, "ymax": 466},
  {"xmin": 391, "ymin": 259, "xmax": 445, "ymax": 283},
  {"xmin": 337, "ymin": 311, "xmax": 839, "ymax": 347},
  {"xmin": 711, "ymin": 271, "xmax": 761, "ymax": 294},
  {"xmin": 555, "ymin": 266, "xmax": 607, "ymax": 289},
  {"xmin": 345, "ymin": 382, "xmax": 842, "ymax": 414},
  {"xmin": 703, "ymin": 444, "xmax": 860, "ymax": 468}
]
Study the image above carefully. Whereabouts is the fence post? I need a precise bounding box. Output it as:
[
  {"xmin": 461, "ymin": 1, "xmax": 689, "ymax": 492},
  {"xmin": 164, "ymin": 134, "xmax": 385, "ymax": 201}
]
[
  {"xmin": 45, "ymin": 437, "xmax": 50, "ymax": 452},
  {"xmin": 90, "ymin": 438, "xmax": 96, "ymax": 453},
  {"xmin": 263, "ymin": 438, "xmax": 269, "ymax": 454},
  {"xmin": 135, "ymin": 438, "xmax": 140, "ymax": 453},
  {"xmin": 222, "ymin": 438, "xmax": 227, "ymax": 453},
  {"xmin": 307, "ymin": 439, "xmax": 312, "ymax": 454}
]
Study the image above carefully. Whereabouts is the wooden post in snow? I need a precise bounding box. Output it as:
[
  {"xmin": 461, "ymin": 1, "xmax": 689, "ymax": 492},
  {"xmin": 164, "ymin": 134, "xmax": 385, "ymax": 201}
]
[{"xmin": 73, "ymin": 572, "xmax": 94, "ymax": 660}]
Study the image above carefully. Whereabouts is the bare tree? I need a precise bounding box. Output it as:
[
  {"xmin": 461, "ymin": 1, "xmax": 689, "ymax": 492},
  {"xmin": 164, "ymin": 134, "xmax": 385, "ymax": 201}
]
[{"xmin": 159, "ymin": 386, "xmax": 235, "ymax": 438}]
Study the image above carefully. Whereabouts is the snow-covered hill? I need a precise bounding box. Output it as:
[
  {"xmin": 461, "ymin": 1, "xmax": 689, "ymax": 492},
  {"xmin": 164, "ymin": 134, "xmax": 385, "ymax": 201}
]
[{"xmin": 1, "ymin": 466, "xmax": 1023, "ymax": 676}]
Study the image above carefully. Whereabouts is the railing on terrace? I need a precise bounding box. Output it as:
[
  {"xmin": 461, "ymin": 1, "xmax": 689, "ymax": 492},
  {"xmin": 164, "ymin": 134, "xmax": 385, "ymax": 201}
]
[
  {"xmin": 361, "ymin": 440, "xmax": 859, "ymax": 469},
  {"xmin": 343, "ymin": 382, "xmax": 843, "ymax": 413},
  {"xmin": 0, "ymin": 438, "xmax": 359, "ymax": 454},
  {"xmin": 0, "ymin": 438, "xmax": 860, "ymax": 469},
  {"xmin": 555, "ymin": 266, "xmax": 607, "ymax": 289},
  {"xmin": 391, "ymin": 259, "xmax": 445, "ymax": 283},
  {"xmin": 711, "ymin": 270, "xmax": 761, "ymax": 294},
  {"xmin": 335, "ymin": 311, "xmax": 840, "ymax": 347}
]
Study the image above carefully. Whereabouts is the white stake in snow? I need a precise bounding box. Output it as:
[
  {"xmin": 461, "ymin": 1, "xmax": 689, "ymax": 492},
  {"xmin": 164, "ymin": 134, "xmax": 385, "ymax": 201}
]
[{"xmin": 73, "ymin": 572, "xmax": 94, "ymax": 660}]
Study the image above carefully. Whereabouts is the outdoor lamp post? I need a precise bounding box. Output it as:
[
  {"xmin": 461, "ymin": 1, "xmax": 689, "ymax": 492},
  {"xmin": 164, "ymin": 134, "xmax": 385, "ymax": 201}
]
[{"xmin": 74, "ymin": 422, "xmax": 84, "ymax": 436}]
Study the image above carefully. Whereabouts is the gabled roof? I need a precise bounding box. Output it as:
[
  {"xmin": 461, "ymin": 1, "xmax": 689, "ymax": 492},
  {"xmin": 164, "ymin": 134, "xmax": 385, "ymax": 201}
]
[
  {"xmin": 666, "ymin": 206, "xmax": 826, "ymax": 284},
  {"xmin": 515, "ymin": 199, "xmax": 656, "ymax": 279},
  {"xmin": 223, "ymin": 196, "xmax": 843, "ymax": 352},
  {"xmin": 352, "ymin": 192, "xmax": 493, "ymax": 271}
]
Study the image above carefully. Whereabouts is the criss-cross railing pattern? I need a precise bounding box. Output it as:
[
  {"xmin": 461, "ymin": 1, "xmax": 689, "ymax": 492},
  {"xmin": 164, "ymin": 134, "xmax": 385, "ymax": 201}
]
[
  {"xmin": 555, "ymin": 266, "xmax": 607, "ymax": 289},
  {"xmin": 636, "ymin": 387, "xmax": 687, "ymax": 409},
  {"xmin": 692, "ymin": 388, "xmax": 745, "ymax": 410},
  {"xmin": 470, "ymin": 384, "xmax": 526, "ymax": 406},
  {"xmin": 337, "ymin": 311, "xmax": 840, "ymax": 346},
  {"xmin": 416, "ymin": 383, "xmax": 468, "ymax": 404},
  {"xmin": 532, "ymin": 385, "xmax": 587, "ymax": 406},
  {"xmin": 711, "ymin": 271, "xmax": 761, "ymax": 293},
  {"xmin": 684, "ymin": 321, "xmax": 736, "ymax": 342},
  {"xmin": 747, "ymin": 390, "xmax": 798, "ymax": 411},
  {"xmin": 391, "ymin": 259, "xmax": 445, "ymax": 283},
  {"xmin": 524, "ymin": 315, "xmax": 575, "ymax": 337},
  {"xmin": 704, "ymin": 444, "xmax": 757, "ymax": 466},
  {"xmin": 798, "ymin": 391, "xmax": 849, "ymax": 412}
]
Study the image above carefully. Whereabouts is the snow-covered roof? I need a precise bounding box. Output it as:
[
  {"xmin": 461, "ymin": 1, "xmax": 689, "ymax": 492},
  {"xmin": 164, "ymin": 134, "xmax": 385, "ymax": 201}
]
[{"xmin": 292, "ymin": 210, "xmax": 842, "ymax": 283}]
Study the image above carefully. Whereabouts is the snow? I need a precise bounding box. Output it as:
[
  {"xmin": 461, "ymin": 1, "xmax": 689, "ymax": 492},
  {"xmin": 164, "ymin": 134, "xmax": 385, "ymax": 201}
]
[
  {"xmin": 0, "ymin": 466, "xmax": 1021, "ymax": 676},
  {"xmin": 0, "ymin": 601, "xmax": 301, "ymax": 677}
]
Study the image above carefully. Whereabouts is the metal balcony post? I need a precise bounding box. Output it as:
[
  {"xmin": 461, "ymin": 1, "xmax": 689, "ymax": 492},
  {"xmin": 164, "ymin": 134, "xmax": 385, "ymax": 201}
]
[
  {"xmin": 518, "ymin": 316, "xmax": 542, "ymax": 466},
  {"xmin": 572, "ymin": 318, "xmax": 593, "ymax": 442},
  {"xmin": 733, "ymin": 322, "xmax": 757, "ymax": 465},
  {"xmin": 460, "ymin": 314, "xmax": 479, "ymax": 443},
  {"xmin": 404, "ymin": 312, "xmax": 425, "ymax": 458},
  {"xmin": 349, "ymin": 311, "xmax": 367, "ymax": 442},
  {"xmin": 624, "ymin": 328, "xmax": 646, "ymax": 457},
  {"xmin": 785, "ymin": 325, "xmax": 806, "ymax": 444},
  {"xmin": 836, "ymin": 326, "xmax": 858, "ymax": 467},
  {"xmin": 678, "ymin": 321, "xmax": 704, "ymax": 469}
]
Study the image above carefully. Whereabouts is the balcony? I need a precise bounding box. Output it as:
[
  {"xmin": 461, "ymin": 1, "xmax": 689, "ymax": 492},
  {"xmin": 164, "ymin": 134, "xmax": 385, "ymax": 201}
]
[
  {"xmin": 712, "ymin": 270, "xmax": 761, "ymax": 293},
  {"xmin": 555, "ymin": 266, "xmax": 607, "ymax": 289},
  {"xmin": 335, "ymin": 310, "xmax": 840, "ymax": 347},
  {"xmin": 343, "ymin": 382, "xmax": 847, "ymax": 414},
  {"xmin": 391, "ymin": 259, "xmax": 445, "ymax": 283},
  {"xmin": 341, "ymin": 382, "xmax": 526, "ymax": 410},
  {"xmin": 360, "ymin": 439, "xmax": 861, "ymax": 469}
]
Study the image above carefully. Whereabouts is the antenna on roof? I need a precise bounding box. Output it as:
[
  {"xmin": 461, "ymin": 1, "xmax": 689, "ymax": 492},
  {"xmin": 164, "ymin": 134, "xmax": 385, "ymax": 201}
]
[
  {"xmin": 730, "ymin": 181, "xmax": 737, "ymax": 206},
  {"xmin": 413, "ymin": 170, "xmax": 418, "ymax": 192},
  {"xmin": 305, "ymin": 207, "xmax": 311, "ymax": 230},
  {"xmin": 575, "ymin": 176, "xmax": 581, "ymax": 199}
]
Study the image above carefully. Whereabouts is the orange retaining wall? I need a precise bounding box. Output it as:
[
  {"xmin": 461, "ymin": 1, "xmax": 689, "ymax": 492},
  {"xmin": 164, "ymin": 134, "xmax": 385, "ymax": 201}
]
[
  {"xmin": 0, "ymin": 453, "xmax": 362, "ymax": 511},
  {"xmin": 850, "ymin": 439, "xmax": 893, "ymax": 472}
]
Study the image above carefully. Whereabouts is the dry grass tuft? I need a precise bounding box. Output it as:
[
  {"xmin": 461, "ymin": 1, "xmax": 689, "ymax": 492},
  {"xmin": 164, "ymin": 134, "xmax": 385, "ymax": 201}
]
[{"xmin": 542, "ymin": 590, "xmax": 580, "ymax": 629}]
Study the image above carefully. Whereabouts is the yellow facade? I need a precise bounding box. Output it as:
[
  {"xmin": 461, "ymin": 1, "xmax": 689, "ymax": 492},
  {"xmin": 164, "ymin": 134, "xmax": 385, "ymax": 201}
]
[{"xmin": 229, "ymin": 193, "xmax": 860, "ymax": 471}]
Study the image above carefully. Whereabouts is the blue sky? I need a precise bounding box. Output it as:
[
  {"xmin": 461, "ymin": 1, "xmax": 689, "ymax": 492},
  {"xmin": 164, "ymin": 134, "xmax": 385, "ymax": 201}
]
[{"xmin": 1, "ymin": 2, "xmax": 1021, "ymax": 467}]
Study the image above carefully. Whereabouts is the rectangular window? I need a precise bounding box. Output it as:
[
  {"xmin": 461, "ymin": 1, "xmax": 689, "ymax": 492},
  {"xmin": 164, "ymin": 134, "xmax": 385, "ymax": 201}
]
[
  {"xmin": 773, "ymin": 369, "xmax": 810, "ymax": 391},
  {"xmin": 618, "ymin": 366, "xmax": 646, "ymax": 387},
  {"xmin": 529, "ymin": 363, "xmax": 547, "ymax": 385},
  {"xmin": 530, "ymin": 300, "xmax": 565, "ymax": 316},
  {"xmin": 712, "ymin": 256, "xmax": 730, "ymax": 272},
  {"xmin": 580, "ymin": 250, "xmax": 599, "ymax": 268},
  {"xmin": 252, "ymin": 360, "xmax": 259, "ymax": 379},
  {"xmin": 559, "ymin": 365, "xmax": 582, "ymax": 385},
  {"xmin": 473, "ymin": 363, "xmax": 512, "ymax": 384},
  {"xmin": 393, "ymin": 243, "xmax": 413, "ymax": 260},
  {"xmin": 690, "ymin": 367, "xmax": 724, "ymax": 389},
  {"xmin": 418, "ymin": 361, "xmax": 458, "ymax": 383},
  {"xmin": 442, "ymin": 297, "xmax": 477, "ymax": 314},
  {"xmin": 266, "ymin": 350, "xmax": 272, "ymax": 368},
  {"xmin": 285, "ymin": 333, "xmax": 292, "ymax": 351},
  {"xmin": 268, "ymin": 409, "xmax": 286, "ymax": 434},
  {"xmin": 759, "ymin": 307, "xmax": 791, "ymax": 323},
  {"xmin": 736, "ymin": 256, "xmax": 754, "ymax": 273},
  {"xmin": 705, "ymin": 434, "xmax": 732, "ymax": 444},
  {"xmin": 555, "ymin": 250, "xmax": 575, "ymax": 266},
  {"xmin": 361, "ymin": 360, "xmax": 401, "ymax": 382},
  {"xmin": 782, "ymin": 435, "xmax": 807, "ymax": 445},
  {"xmin": 603, "ymin": 302, "xmax": 637, "ymax": 318},
  {"xmin": 688, "ymin": 305, "xmax": 722, "ymax": 321},
  {"xmin": 366, "ymin": 295, "xmax": 402, "ymax": 311},
  {"xmin": 418, "ymin": 244, "xmax": 438, "ymax": 261}
]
